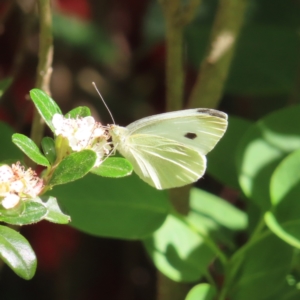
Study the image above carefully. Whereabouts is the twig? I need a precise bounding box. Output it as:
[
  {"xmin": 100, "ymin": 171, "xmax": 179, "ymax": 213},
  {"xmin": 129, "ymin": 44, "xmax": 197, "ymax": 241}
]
[
  {"xmin": 30, "ymin": 0, "xmax": 53, "ymax": 148},
  {"xmin": 188, "ymin": 0, "xmax": 248, "ymax": 109}
]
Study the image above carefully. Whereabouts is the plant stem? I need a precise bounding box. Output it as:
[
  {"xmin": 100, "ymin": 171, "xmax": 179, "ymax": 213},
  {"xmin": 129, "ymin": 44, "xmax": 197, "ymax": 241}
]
[
  {"xmin": 159, "ymin": 0, "xmax": 201, "ymax": 112},
  {"xmin": 218, "ymin": 217, "xmax": 267, "ymax": 300},
  {"xmin": 157, "ymin": 1, "xmax": 201, "ymax": 299},
  {"xmin": 188, "ymin": 0, "xmax": 248, "ymax": 109},
  {"xmin": 30, "ymin": 0, "xmax": 53, "ymax": 148}
]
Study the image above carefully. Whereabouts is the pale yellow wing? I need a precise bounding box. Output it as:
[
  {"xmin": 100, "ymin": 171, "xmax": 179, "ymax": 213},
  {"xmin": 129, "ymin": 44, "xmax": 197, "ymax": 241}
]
[{"xmin": 117, "ymin": 134, "xmax": 206, "ymax": 190}]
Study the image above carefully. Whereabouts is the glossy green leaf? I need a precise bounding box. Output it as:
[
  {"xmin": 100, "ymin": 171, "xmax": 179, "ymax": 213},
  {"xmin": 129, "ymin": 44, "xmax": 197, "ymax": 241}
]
[
  {"xmin": 41, "ymin": 196, "xmax": 71, "ymax": 224},
  {"xmin": 29, "ymin": 89, "xmax": 62, "ymax": 132},
  {"xmin": 0, "ymin": 225, "xmax": 36, "ymax": 279},
  {"xmin": 143, "ymin": 214, "xmax": 215, "ymax": 282},
  {"xmin": 0, "ymin": 122, "xmax": 22, "ymax": 161},
  {"xmin": 51, "ymin": 173, "xmax": 169, "ymax": 239},
  {"xmin": 270, "ymin": 149, "xmax": 300, "ymax": 207},
  {"xmin": 188, "ymin": 188, "xmax": 247, "ymax": 247},
  {"xmin": 266, "ymin": 149, "xmax": 300, "ymax": 247},
  {"xmin": 41, "ymin": 136, "xmax": 56, "ymax": 165},
  {"xmin": 265, "ymin": 212, "xmax": 300, "ymax": 249},
  {"xmin": 49, "ymin": 150, "xmax": 97, "ymax": 186},
  {"xmin": 12, "ymin": 133, "xmax": 50, "ymax": 167},
  {"xmin": 228, "ymin": 233, "xmax": 294, "ymax": 300},
  {"xmin": 207, "ymin": 116, "xmax": 252, "ymax": 189},
  {"xmin": 236, "ymin": 105, "xmax": 300, "ymax": 211},
  {"xmin": 185, "ymin": 283, "xmax": 217, "ymax": 300},
  {"xmin": 91, "ymin": 157, "xmax": 133, "ymax": 178},
  {"xmin": 190, "ymin": 188, "xmax": 247, "ymax": 230},
  {"xmin": 0, "ymin": 201, "xmax": 47, "ymax": 225},
  {"xmin": 0, "ymin": 77, "xmax": 12, "ymax": 98},
  {"xmin": 65, "ymin": 106, "xmax": 91, "ymax": 118}
]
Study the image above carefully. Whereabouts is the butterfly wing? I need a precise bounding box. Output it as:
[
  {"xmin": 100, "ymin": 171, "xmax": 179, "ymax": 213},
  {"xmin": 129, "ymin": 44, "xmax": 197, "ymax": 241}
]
[
  {"xmin": 126, "ymin": 108, "xmax": 228, "ymax": 155},
  {"xmin": 111, "ymin": 108, "xmax": 227, "ymax": 189},
  {"xmin": 116, "ymin": 134, "xmax": 206, "ymax": 189}
]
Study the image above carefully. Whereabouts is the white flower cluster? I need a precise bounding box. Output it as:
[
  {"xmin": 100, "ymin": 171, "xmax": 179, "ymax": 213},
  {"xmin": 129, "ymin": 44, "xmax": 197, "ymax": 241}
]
[
  {"xmin": 52, "ymin": 114, "xmax": 111, "ymax": 166},
  {"xmin": 0, "ymin": 163, "xmax": 43, "ymax": 209}
]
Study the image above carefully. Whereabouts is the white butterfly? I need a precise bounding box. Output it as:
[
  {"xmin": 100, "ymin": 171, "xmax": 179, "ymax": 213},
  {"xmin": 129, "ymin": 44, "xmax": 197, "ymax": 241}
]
[{"xmin": 108, "ymin": 108, "xmax": 228, "ymax": 190}]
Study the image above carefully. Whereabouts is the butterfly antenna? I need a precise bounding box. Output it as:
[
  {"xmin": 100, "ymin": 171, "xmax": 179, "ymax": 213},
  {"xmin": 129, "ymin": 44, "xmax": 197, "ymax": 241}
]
[{"xmin": 92, "ymin": 82, "xmax": 115, "ymax": 124}]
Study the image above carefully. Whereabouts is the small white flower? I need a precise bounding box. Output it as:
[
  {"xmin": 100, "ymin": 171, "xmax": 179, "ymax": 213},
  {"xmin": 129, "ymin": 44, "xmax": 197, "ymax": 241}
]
[
  {"xmin": 0, "ymin": 163, "xmax": 43, "ymax": 209},
  {"xmin": 0, "ymin": 165, "xmax": 14, "ymax": 182},
  {"xmin": 10, "ymin": 180, "xmax": 24, "ymax": 193},
  {"xmin": 52, "ymin": 114, "xmax": 64, "ymax": 133},
  {"xmin": 2, "ymin": 193, "xmax": 20, "ymax": 209},
  {"xmin": 52, "ymin": 113, "xmax": 112, "ymax": 166}
]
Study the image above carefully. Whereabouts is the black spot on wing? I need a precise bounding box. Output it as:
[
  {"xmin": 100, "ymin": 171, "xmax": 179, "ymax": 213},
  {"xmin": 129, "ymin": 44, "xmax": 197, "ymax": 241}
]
[
  {"xmin": 184, "ymin": 132, "xmax": 197, "ymax": 140},
  {"xmin": 197, "ymin": 108, "xmax": 227, "ymax": 119}
]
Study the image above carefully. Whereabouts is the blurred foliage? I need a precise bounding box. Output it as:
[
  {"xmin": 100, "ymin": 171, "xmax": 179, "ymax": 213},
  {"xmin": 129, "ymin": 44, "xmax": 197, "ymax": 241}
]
[{"xmin": 1, "ymin": 0, "xmax": 300, "ymax": 299}]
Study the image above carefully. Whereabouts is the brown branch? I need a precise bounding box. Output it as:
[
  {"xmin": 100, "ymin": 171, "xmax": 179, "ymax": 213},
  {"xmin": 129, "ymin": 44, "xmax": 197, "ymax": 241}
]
[
  {"xmin": 30, "ymin": 0, "xmax": 53, "ymax": 147},
  {"xmin": 188, "ymin": 0, "xmax": 248, "ymax": 109}
]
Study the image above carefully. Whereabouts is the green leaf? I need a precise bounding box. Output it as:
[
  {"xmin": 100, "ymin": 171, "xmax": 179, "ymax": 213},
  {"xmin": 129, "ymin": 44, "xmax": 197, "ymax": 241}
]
[
  {"xmin": 270, "ymin": 149, "xmax": 300, "ymax": 207},
  {"xmin": 41, "ymin": 136, "xmax": 56, "ymax": 165},
  {"xmin": 0, "ymin": 225, "xmax": 36, "ymax": 279},
  {"xmin": 0, "ymin": 77, "xmax": 12, "ymax": 98},
  {"xmin": 236, "ymin": 105, "xmax": 300, "ymax": 211},
  {"xmin": 0, "ymin": 201, "xmax": 47, "ymax": 225},
  {"xmin": 51, "ymin": 173, "xmax": 169, "ymax": 239},
  {"xmin": 188, "ymin": 188, "xmax": 247, "ymax": 247},
  {"xmin": 190, "ymin": 188, "xmax": 247, "ymax": 230},
  {"xmin": 265, "ymin": 212, "xmax": 300, "ymax": 249},
  {"xmin": 207, "ymin": 116, "xmax": 252, "ymax": 189},
  {"xmin": 29, "ymin": 89, "xmax": 62, "ymax": 132},
  {"xmin": 143, "ymin": 214, "xmax": 215, "ymax": 282},
  {"xmin": 49, "ymin": 150, "xmax": 97, "ymax": 186},
  {"xmin": 65, "ymin": 106, "xmax": 91, "ymax": 118},
  {"xmin": 185, "ymin": 283, "xmax": 217, "ymax": 300},
  {"xmin": 12, "ymin": 133, "xmax": 50, "ymax": 167},
  {"xmin": 42, "ymin": 196, "xmax": 71, "ymax": 224},
  {"xmin": 91, "ymin": 157, "xmax": 133, "ymax": 177},
  {"xmin": 0, "ymin": 122, "xmax": 23, "ymax": 161},
  {"xmin": 228, "ymin": 233, "xmax": 294, "ymax": 300},
  {"xmin": 266, "ymin": 149, "xmax": 300, "ymax": 248}
]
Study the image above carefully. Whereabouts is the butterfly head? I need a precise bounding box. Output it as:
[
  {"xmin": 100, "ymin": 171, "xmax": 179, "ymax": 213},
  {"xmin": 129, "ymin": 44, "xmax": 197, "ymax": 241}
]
[{"xmin": 108, "ymin": 124, "xmax": 128, "ymax": 145}]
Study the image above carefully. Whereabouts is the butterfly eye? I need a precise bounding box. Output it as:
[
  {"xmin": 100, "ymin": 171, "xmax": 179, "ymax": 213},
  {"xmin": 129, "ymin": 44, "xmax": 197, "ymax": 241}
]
[{"xmin": 184, "ymin": 132, "xmax": 197, "ymax": 140}]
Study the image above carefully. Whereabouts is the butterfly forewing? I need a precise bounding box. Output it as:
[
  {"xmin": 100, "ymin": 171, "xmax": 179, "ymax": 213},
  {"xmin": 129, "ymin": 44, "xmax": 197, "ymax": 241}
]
[{"xmin": 126, "ymin": 109, "xmax": 228, "ymax": 155}]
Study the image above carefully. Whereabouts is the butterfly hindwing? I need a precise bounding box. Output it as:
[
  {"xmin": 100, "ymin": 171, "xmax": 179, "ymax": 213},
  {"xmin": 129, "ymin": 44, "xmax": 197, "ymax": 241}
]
[{"xmin": 119, "ymin": 134, "xmax": 206, "ymax": 189}]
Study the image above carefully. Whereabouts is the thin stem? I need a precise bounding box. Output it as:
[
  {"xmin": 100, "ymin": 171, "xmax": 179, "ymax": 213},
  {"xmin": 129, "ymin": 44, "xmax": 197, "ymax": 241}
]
[
  {"xmin": 230, "ymin": 217, "xmax": 266, "ymax": 266},
  {"xmin": 188, "ymin": 0, "xmax": 248, "ymax": 109},
  {"xmin": 218, "ymin": 217, "xmax": 267, "ymax": 300},
  {"xmin": 157, "ymin": 2, "xmax": 201, "ymax": 299},
  {"xmin": 30, "ymin": 0, "xmax": 53, "ymax": 148},
  {"xmin": 159, "ymin": 0, "xmax": 201, "ymax": 112}
]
